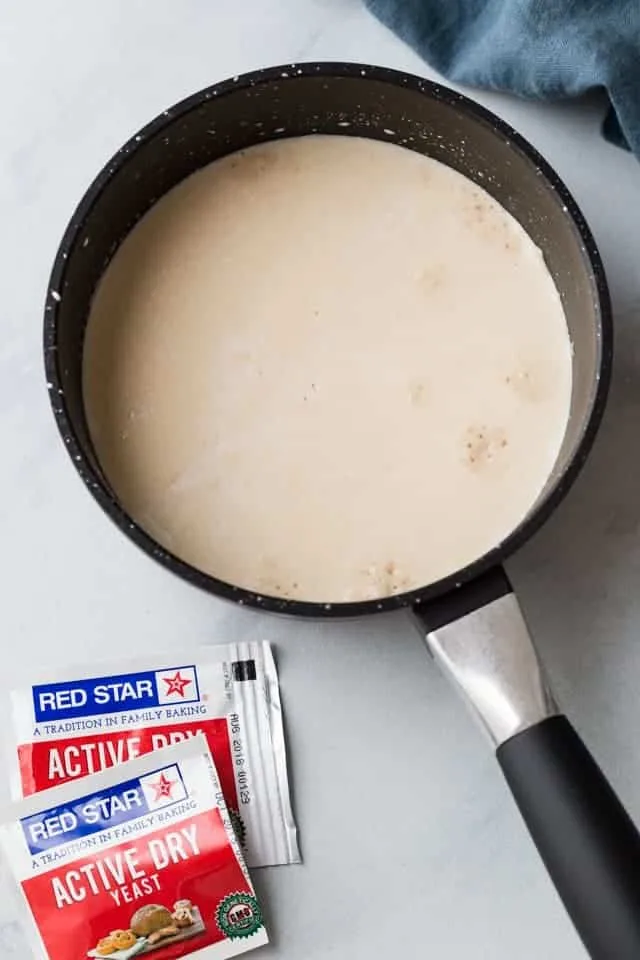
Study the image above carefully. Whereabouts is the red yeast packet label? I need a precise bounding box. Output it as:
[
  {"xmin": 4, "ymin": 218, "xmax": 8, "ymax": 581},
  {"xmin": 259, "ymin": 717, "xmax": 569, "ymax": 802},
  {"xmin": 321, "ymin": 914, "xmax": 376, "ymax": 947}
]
[
  {"xmin": 0, "ymin": 734, "xmax": 268, "ymax": 960},
  {"xmin": 8, "ymin": 643, "xmax": 298, "ymax": 867}
]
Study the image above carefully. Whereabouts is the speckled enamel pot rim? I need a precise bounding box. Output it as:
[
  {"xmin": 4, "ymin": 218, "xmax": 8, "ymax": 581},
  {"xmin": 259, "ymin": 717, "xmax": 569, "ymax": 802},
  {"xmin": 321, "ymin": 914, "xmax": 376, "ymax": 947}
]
[{"xmin": 43, "ymin": 61, "xmax": 612, "ymax": 619}]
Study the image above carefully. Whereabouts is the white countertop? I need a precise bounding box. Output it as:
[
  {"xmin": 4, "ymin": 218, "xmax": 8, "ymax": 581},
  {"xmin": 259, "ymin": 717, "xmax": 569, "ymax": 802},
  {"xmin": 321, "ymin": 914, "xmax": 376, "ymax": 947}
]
[{"xmin": 2, "ymin": 2, "xmax": 640, "ymax": 958}]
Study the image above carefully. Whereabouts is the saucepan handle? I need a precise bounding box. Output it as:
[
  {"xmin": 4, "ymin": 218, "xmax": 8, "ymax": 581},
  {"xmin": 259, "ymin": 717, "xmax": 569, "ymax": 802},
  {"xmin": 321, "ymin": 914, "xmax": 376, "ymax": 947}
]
[
  {"xmin": 498, "ymin": 714, "xmax": 640, "ymax": 958},
  {"xmin": 413, "ymin": 567, "xmax": 640, "ymax": 959}
]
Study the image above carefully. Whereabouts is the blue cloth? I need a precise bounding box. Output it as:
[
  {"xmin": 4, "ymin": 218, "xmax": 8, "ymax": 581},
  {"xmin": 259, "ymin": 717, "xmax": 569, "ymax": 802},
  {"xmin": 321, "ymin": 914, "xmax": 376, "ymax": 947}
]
[{"xmin": 364, "ymin": 0, "xmax": 640, "ymax": 156}]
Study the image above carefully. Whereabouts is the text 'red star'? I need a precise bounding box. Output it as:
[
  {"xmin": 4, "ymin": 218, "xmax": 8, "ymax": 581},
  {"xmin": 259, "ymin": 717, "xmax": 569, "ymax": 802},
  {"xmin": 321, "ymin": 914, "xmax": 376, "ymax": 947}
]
[{"xmin": 163, "ymin": 671, "xmax": 192, "ymax": 697}]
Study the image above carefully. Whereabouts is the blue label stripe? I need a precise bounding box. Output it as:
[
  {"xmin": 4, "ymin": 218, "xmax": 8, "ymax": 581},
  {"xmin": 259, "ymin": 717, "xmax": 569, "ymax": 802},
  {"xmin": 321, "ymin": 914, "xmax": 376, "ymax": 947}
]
[
  {"xmin": 21, "ymin": 764, "xmax": 187, "ymax": 855},
  {"xmin": 32, "ymin": 665, "xmax": 199, "ymax": 722}
]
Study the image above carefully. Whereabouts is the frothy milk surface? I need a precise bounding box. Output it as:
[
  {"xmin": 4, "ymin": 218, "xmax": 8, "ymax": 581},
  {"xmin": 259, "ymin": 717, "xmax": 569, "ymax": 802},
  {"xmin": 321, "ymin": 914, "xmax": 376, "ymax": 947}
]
[{"xmin": 84, "ymin": 135, "xmax": 572, "ymax": 602}]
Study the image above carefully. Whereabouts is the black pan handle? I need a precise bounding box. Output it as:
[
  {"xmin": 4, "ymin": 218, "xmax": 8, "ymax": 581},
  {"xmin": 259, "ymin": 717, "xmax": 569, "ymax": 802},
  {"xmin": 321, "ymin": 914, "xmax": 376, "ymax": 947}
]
[
  {"xmin": 413, "ymin": 567, "xmax": 640, "ymax": 959},
  {"xmin": 498, "ymin": 715, "xmax": 640, "ymax": 959}
]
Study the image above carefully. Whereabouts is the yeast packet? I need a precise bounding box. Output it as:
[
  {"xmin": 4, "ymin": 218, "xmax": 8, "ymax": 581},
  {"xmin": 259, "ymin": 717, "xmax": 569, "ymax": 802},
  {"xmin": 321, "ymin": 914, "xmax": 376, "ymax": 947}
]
[
  {"xmin": 8, "ymin": 642, "xmax": 299, "ymax": 867},
  {"xmin": 0, "ymin": 734, "xmax": 268, "ymax": 960}
]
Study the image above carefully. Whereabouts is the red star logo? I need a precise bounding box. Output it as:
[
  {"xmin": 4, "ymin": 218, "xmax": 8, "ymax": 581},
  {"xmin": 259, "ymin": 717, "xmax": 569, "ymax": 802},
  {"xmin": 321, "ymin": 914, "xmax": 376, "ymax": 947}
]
[
  {"xmin": 149, "ymin": 772, "xmax": 176, "ymax": 801},
  {"xmin": 162, "ymin": 671, "xmax": 192, "ymax": 697}
]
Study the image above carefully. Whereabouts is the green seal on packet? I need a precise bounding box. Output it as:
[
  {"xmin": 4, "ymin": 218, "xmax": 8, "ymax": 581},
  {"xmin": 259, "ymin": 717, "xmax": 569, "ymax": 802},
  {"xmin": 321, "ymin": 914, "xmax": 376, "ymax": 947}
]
[{"xmin": 216, "ymin": 893, "xmax": 264, "ymax": 940}]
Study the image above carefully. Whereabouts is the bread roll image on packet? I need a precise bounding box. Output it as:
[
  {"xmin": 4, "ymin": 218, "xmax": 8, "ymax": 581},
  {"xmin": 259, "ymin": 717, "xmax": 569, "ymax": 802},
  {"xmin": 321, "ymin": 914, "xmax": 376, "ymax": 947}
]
[
  {"xmin": 7, "ymin": 642, "xmax": 298, "ymax": 868},
  {"xmin": 0, "ymin": 734, "xmax": 268, "ymax": 960}
]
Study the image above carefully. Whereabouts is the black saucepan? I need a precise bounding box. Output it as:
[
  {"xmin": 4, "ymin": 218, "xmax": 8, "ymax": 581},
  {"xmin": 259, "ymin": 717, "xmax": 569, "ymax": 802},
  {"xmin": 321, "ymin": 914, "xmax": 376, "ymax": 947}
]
[{"xmin": 44, "ymin": 63, "xmax": 640, "ymax": 958}]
